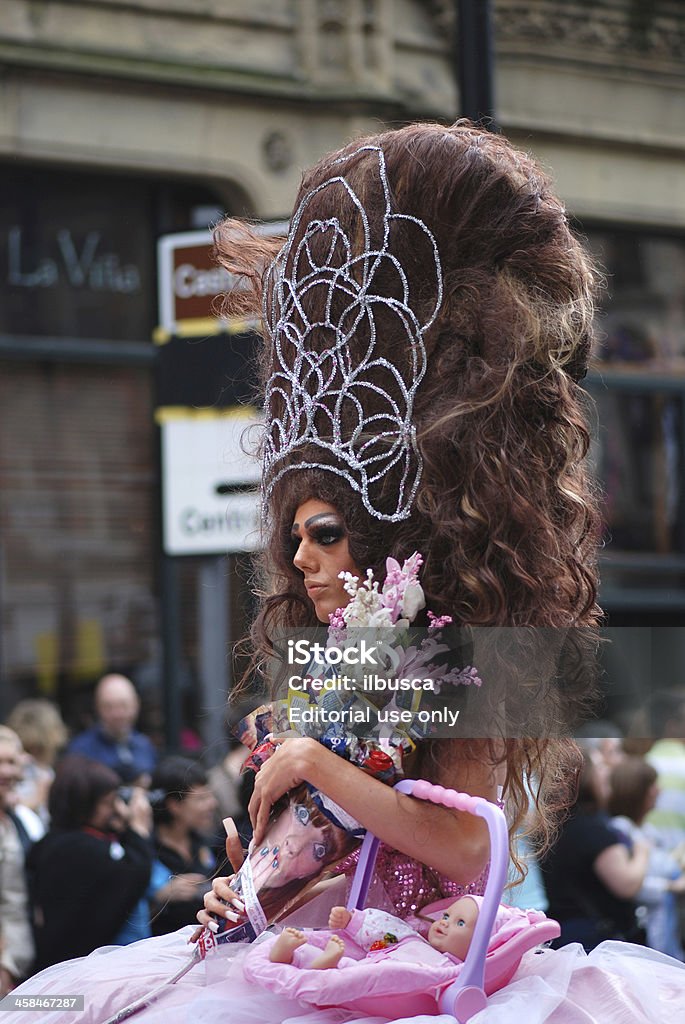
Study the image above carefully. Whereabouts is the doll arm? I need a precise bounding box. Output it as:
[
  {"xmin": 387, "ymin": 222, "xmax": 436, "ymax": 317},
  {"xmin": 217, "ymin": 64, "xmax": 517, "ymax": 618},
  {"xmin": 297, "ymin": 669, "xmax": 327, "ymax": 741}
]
[
  {"xmin": 336, "ymin": 907, "xmax": 417, "ymax": 950},
  {"xmin": 328, "ymin": 906, "xmax": 353, "ymax": 930}
]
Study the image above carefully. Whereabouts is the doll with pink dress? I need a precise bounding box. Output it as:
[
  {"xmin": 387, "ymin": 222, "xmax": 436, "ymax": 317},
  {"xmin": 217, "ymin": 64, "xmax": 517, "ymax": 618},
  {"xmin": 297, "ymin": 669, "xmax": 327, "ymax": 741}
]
[{"xmin": 241, "ymin": 783, "xmax": 560, "ymax": 1023}]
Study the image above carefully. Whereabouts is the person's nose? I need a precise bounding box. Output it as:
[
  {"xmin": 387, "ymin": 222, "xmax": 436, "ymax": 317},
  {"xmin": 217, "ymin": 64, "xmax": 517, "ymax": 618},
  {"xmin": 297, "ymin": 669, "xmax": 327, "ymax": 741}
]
[{"xmin": 293, "ymin": 537, "xmax": 318, "ymax": 574}]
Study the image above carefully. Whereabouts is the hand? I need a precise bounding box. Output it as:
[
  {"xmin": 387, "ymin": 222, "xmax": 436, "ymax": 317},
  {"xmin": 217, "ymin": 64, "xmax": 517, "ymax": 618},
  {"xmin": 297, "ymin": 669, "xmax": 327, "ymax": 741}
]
[
  {"xmin": 127, "ymin": 787, "xmax": 153, "ymax": 838},
  {"xmin": 189, "ymin": 875, "xmax": 246, "ymax": 943},
  {"xmin": 248, "ymin": 736, "xmax": 317, "ymax": 845},
  {"xmin": 156, "ymin": 873, "xmax": 207, "ymax": 903},
  {"xmin": 328, "ymin": 906, "xmax": 352, "ymax": 930},
  {"xmin": 669, "ymin": 874, "xmax": 685, "ymax": 895}
]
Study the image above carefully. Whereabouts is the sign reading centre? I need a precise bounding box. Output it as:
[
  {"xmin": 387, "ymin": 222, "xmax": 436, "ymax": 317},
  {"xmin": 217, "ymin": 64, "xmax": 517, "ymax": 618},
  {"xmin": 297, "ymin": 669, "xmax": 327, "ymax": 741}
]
[{"xmin": 159, "ymin": 408, "xmax": 262, "ymax": 556}]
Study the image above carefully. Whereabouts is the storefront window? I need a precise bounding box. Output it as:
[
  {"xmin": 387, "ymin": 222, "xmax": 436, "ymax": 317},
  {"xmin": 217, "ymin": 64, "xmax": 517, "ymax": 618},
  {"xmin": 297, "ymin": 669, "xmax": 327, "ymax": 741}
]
[
  {"xmin": 587, "ymin": 229, "xmax": 685, "ymax": 366},
  {"xmin": 584, "ymin": 227, "xmax": 685, "ymax": 590},
  {"xmin": 0, "ymin": 165, "xmax": 229, "ymax": 732},
  {"xmin": 0, "ymin": 165, "xmax": 224, "ymax": 341}
]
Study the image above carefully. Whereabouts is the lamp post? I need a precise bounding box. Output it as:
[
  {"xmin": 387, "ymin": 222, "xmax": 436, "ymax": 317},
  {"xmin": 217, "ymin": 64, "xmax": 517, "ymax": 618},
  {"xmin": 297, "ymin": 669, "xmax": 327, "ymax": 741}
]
[{"xmin": 456, "ymin": 0, "xmax": 497, "ymax": 128}]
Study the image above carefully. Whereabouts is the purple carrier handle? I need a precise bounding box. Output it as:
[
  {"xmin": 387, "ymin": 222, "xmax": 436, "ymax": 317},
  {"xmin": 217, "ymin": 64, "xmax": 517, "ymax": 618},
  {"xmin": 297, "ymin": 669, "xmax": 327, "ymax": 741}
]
[{"xmin": 346, "ymin": 779, "xmax": 509, "ymax": 1023}]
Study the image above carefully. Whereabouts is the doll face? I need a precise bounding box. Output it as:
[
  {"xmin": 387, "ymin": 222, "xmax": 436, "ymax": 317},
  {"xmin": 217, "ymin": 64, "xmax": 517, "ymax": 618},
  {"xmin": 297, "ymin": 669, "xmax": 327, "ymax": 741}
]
[
  {"xmin": 428, "ymin": 897, "xmax": 480, "ymax": 961},
  {"xmin": 291, "ymin": 499, "xmax": 362, "ymax": 623},
  {"xmin": 256, "ymin": 799, "xmax": 332, "ymax": 886}
]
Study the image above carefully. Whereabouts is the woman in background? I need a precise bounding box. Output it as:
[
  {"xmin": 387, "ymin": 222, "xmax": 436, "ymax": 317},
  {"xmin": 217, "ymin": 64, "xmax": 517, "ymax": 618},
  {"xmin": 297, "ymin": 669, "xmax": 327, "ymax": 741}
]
[
  {"xmin": 149, "ymin": 756, "xmax": 218, "ymax": 936},
  {"xmin": 6, "ymin": 698, "xmax": 68, "ymax": 826},
  {"xmin": 609, "ymin": 755, "xmax": 685, "ymax": 959},
  {"xmin": 28, "ymin": 755, "xmax": 152, "ymax": 969},
  {"xmin": 541, "ymin": 750, "xmax": 649, "ymax": 950}
]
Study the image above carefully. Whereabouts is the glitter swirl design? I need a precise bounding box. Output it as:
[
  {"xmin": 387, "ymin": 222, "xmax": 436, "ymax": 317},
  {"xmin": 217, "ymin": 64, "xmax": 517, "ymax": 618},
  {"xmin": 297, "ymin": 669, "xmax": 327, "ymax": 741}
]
[{"xmin": 262, "ymin": 145, "xmax": 443, "ymax": 522}]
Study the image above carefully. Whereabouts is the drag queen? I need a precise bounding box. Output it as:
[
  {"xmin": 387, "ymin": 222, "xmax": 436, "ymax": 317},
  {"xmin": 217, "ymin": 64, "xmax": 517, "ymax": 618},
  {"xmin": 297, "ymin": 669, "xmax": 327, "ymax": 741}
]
[{"xmin": 11, "ymin": 122, "xmax": 685, "ymax": 1023}]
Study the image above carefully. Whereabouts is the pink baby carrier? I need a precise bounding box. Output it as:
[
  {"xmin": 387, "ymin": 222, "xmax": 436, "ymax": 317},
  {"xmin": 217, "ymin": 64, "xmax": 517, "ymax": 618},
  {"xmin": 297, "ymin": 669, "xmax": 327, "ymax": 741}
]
[{"xmin": 244, "ymin": 780, "xmax": 560, "ymax": 1021}]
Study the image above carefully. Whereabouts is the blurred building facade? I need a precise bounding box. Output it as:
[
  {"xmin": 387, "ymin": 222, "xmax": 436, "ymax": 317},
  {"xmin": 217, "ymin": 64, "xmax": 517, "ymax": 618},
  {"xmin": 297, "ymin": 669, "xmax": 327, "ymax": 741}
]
[{"xmin": 1, "ymin": 1, "xmax": 683, "ymax": 738}]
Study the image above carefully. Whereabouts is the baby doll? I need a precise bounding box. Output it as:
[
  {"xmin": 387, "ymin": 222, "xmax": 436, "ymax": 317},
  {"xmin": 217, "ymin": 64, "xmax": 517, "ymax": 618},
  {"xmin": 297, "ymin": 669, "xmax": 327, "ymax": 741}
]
[
  {"xmin": 248, "ymin": 895, "xmax": 554, "ymax": 1018},
  {"xmin": 269, "ymin": 895, "xmax": 484, "ymax": 970}
]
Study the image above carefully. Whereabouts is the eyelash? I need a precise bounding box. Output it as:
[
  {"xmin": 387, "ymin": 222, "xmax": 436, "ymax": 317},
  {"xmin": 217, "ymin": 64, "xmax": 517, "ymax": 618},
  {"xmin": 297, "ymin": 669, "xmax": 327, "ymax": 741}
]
[
  {"xmin": 289, "ymin": 525, "xmax": 345, "ymax": 552},
  {"xmin": 311, "ymin": 527, "xmax": 344, "ymax": 545}
]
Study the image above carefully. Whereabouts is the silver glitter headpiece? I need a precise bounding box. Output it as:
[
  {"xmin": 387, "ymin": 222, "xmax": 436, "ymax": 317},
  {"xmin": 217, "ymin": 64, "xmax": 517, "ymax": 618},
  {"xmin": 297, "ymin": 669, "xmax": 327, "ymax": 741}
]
[{"xmin": 262, "ymin": 145, "xmax": 443, "ymax": 521}]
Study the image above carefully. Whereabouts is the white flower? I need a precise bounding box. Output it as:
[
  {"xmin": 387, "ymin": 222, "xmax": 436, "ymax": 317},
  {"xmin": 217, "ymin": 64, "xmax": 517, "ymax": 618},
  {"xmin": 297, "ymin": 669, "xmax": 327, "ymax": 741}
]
[
  {"xmin": 367, "ymin": 607, "xmax": 394, "ymax": 628},
  {"xmin": 401, "ymin": 580, "xmax": 425, "ymax": 621}
]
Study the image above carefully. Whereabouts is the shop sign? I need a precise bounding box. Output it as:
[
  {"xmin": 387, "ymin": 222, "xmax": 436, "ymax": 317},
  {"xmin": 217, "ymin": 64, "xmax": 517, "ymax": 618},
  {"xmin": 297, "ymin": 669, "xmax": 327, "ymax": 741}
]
[
  {"xmin": 157, "ymin": 222, "xmax": 287, "ymax": 334},
  {"xmin": 159, "ymin": 409, "xmax": 263, "ymax": 556}
]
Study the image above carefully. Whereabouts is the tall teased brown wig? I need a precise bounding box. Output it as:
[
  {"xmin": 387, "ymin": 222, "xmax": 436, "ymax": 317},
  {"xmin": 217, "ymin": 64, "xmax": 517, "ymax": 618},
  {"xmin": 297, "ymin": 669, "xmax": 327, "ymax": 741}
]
[{"xmin": 215, "ymin": 121, "xmax": 602, "ymax": 880}]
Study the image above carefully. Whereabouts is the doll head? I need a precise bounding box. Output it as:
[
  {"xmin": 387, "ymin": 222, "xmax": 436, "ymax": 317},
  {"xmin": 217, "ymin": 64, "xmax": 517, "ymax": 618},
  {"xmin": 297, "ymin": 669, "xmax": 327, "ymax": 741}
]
[
  {"xmin": 427, "ymin": 894, "xmax": 514, "ymax": 961},
  {"xmin": 253, "ymin": 788, "xmax": 353, "ymax": 891},
  {"xmin": 427, "ymin": 896, "xmax": 481, "ymax": 961}
]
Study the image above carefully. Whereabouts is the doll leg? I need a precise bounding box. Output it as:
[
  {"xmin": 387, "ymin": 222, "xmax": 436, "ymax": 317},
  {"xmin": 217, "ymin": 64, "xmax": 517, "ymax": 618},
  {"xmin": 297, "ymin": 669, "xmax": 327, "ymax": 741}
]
[
  {"xmin": 269, "ymin": 927, "xmax": 307, "ymax": 964},
  {"xmin": 309, "ymin": 935, "xmax": 346, "ymax": 970}
]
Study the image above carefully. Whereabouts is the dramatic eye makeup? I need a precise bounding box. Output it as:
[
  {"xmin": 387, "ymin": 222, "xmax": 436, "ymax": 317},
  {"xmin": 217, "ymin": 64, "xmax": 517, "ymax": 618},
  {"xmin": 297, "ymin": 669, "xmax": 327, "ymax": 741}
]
[{"xmin": 289, "ymin": 513, "xmax": 346, "ymax": 549}]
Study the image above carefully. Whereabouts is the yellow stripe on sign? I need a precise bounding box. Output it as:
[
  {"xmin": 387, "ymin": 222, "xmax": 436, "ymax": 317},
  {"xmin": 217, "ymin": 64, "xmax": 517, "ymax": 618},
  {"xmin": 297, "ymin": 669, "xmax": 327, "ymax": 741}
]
[
  {"xmin": 154, "ymin": 405, "xmax": 261, "ymax": 424},
  {"xmin": 153, "ymin": 317, "xmax": 263, "ymax": 343}
]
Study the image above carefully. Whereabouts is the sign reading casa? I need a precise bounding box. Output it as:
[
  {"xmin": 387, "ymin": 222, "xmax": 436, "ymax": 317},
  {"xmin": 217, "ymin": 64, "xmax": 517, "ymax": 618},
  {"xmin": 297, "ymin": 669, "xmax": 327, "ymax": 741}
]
[{"xmin": 157, "ymin": 224, "xmax": 287, "ymax": 335}]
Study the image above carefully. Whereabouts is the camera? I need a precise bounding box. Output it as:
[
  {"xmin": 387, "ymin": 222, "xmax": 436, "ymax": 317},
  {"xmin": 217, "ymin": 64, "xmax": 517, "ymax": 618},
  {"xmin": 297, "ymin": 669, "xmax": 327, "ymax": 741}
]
[{"xmin": 117, "ymin": 786, "xmax": 166, "ymax": 805}]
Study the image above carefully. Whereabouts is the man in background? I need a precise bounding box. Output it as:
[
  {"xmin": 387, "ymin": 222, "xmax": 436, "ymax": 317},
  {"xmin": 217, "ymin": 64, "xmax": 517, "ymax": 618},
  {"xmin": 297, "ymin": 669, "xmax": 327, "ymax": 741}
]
[{"xmin": 67, "ymin": 674, "xmax": 157, "ymax": 785}]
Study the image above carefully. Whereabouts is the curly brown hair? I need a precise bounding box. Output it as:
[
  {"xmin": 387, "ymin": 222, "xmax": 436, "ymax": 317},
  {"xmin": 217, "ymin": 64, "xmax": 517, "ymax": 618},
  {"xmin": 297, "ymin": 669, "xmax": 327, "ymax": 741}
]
[{"xmin": 215, "ymin": 120, "xmax": 602, "ymax": 878}]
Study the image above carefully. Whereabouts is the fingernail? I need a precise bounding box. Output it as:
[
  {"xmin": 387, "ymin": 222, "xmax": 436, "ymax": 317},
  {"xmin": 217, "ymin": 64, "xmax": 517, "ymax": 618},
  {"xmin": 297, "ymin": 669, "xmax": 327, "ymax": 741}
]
[
  {"xmin": 225, "ymin": 910, "xmax": 240, "ymax": 922},
  {"xmin": 231, "ymin": 898, "xmax": 245, "ymax": 912},
  {"xmin": 207, "ymin": 920, "xmax": 219, "ymax": 933}
]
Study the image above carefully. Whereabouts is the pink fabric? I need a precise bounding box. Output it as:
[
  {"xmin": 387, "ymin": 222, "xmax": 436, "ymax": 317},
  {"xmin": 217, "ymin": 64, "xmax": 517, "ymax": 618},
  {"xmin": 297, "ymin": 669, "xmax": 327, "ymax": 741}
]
[
  {"xmin": 242, "ymin": 926, "xmax": 461, "ymax": 1017},
  {"xmin": 10, "ymin": 924, "xmax": 685, "ymax": 1023}
]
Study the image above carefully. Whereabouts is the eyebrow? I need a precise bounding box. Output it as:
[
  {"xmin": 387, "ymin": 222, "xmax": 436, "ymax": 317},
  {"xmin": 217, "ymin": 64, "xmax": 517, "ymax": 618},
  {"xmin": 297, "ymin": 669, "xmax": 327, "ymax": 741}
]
[
  {"xmin": 291, "ymin": 512, "xmax": 344, "ymax": 534},
  {"xmin": 305, "ymin": 512, "xmax": 343, "ymax": 528}
]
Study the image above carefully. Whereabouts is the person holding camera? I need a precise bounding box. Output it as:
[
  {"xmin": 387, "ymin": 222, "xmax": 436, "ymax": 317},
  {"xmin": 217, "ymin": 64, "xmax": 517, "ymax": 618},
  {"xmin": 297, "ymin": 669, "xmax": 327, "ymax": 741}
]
[
  {"xmin": 148, "ymin": 756, "xmax": 218, "ymax": 937},
  {"xmin": 28, "ymin": 755, "xmax": 153, "ymax": 970}
]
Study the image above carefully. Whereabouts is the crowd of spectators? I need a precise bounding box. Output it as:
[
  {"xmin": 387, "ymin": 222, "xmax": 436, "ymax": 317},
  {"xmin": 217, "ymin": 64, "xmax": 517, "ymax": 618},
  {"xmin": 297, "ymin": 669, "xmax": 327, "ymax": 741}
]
[
  {"xmin": 1, "ymin": 678, "xmax": 685, "ymax": 996},
  {"xmin": 0, "ymin": 675, "xmax": 250, "ymax": 996}
]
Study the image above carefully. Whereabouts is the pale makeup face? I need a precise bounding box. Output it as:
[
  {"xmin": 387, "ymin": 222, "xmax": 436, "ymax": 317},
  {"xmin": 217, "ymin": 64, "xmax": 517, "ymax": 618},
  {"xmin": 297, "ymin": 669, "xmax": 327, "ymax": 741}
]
[
  {"xmin": 256, "ymin": 800, "xmax": 331, "ymax": 887},
  {"xmin": 291, "ymin": 499, "xmax": 362, "ymax": 623},
  {"xmin": 428, "ymin": 896, "xmax": 480, "ymax": 960}
]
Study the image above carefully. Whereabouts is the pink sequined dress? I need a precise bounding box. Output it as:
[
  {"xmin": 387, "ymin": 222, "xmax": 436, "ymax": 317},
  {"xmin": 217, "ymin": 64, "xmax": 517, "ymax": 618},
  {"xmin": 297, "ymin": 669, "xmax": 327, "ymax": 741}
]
[
  {"xmin": 14, "ymin": 835, "xmax": 685, "ymax": 1024},
  {"xmin": 337, "ymin": 841, "xmax": 489, "ymax": 920}
]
